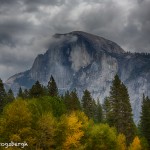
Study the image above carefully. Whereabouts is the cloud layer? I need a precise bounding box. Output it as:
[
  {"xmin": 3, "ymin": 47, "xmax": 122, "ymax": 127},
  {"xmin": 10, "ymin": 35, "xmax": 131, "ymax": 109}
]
[{"xmin": 0, "ymin": 0, "xmax": 150, "ymax": 81}]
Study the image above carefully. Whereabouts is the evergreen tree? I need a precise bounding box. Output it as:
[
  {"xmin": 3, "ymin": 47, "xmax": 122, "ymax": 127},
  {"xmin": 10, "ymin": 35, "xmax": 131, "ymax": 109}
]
[
  {"xmin": 96, "ymin": 99, "xmax": 103, "ymax": 123},
  {"xmin": 81, "ymin": 89, "xmax": 94, "ymax": 119},
  {"xmin": 23, "ymin": 89, "xmax": 30, "ymax": 99},
  {"xmin": 108, "ymin": 75, "xmax": 135, "ymax": 144},
  {"xmin": 108, "ymin": 75, "xmax": 122, "ymax": 126},
  {"xmin": 92, "ymin": 99, "xmax": 97, "ymax": 122},
  {"xmin": 30, "ymin": 81, "xmax": 44, "ymax": 98},
  {"xmin": 103, "ymin": 97, "xmax": 111, "ymax": 122},
  {"xmin": 63, "ymin": 91, "xmax": 70, "ymax": 111},
  {"xmin": 140, "ymin": 95, "xmax": 150, "ymax": 147},
  {"xmin": 17, "ymin": 87, "xmax": 23, "ymax": 98},
  {"xmin": 7, "ymin": 88, "xmax": 15, "ymax": 103},
  {"xmin": 47, "ymin": 75, "xmax": 58, "ymax": 97},
  {"xmin": 63, "ymin": 90, "xmax": 81, "ymax": 112},
  {"xmin": 0, "ymin": 78, "xmax": 7, "ymax": 112},
  {"xmin": 69, "ymin": 90, "xmax": 81, "ymax": 111}
]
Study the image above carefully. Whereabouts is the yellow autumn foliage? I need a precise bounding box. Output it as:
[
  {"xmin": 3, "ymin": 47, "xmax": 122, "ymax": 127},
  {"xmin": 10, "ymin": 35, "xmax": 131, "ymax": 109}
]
[
  {"xmin": 0, "ymin": 99, "xmax": 36, "ymax": 149},
  {"xmin": 128, "ymin": 136, "xmax": 142, "ymax": 150},
  {"xmin": 3, "ymin": 99, "xmax": 32, "ymax": 133},
  {"xmin": 117, "ymin": 133, "xmax": 127, "ymax": 150},
  {"xmin": 62, "ymin": 112, "xmax": 84, "ymax": 150},
  {"xmin": 9, "ymin": 134, "xmax": 21, "ymax": 142},
  {"xmin": 36, "ymin": 113, "xmax": 56, "ymax": 149}
]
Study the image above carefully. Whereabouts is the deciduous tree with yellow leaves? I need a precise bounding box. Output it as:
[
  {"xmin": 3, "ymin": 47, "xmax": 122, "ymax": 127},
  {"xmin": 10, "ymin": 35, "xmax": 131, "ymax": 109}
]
[
  {"xmin": 117, "ymin": 134, "xmax": 127, "ymax": 150},
  {"xmin": 128, "ymin": 136, "xmax": 142, "ymax": 150},
  {"xmin": 0, "ymin": 99, "xmax": 36, "ymax": 148},
  {"xmin": 36, "ymin": 113, "xmax": 56, "ymax": 149},
  {"xmin": 56, "ymin": 112, "xmax": 84, "ymax": 150},
  {"xmin": 63, "ymin": 112, "xmax": 84, "ymax": 150}
]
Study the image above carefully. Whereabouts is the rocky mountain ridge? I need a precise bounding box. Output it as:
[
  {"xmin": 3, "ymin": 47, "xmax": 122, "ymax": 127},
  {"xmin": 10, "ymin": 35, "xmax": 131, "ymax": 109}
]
[{"xmin": 5, "ymin": 31, "xmax": 150, "ymax": 123}]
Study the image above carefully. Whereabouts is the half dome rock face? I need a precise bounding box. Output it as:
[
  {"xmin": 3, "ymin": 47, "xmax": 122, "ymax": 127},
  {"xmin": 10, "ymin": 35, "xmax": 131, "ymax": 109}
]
[{"xmin": 5, "ymin": 31, "xmax": 150, "ymax": 123}]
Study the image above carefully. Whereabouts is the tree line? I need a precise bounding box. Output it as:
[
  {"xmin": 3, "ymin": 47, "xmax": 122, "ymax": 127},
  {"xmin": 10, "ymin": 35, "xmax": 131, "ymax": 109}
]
[{"xmin": 0, "ymin": 75, "xmax": 150, "ymax": 149}]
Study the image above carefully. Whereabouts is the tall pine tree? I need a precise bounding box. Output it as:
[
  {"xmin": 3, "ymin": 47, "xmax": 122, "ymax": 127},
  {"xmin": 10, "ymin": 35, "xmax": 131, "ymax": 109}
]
[
  {"xmin": 17, "ymin": 87, "xmax": 23, "ymax": 98},
  {"xmin": 69, "ymin": 90, "xmax": 81, "ymax": 111},
  {"xmin": 7, "ymin": 89, "xmax": 15, "ymax": 103},
  {"xmin": 96, "ymin": 99, "xmax": 103, "ymax": 123},
  {"xmin": 140, "ymin": 95, "xmax": 150, "ymax": 147},
  {"xmin": 47, "ymin": 75, "xmax": 58, "ymax": 97},
  {"xmin": 103, "ymin": 97, "xmax": 111, "ymax": 123},
  {"xmin": 63, "ymin": 91, "xmax": 70, "ymax": 110},
  {"xmin": 23, "ymin": 89, "xmax": 30, "ymax": 99},
  {"xmin": 30, "ymin": 81, "xmax": 44, "ymax": 98},
  {"xmin": 108, "ymin": 74, "xmax": 135, "ymax": 144},
  {"xmin": 0, "ymin": 79, "xmax": 7, "ymax": 112},
  {"xmin": 81, "ymin": 89, "xmax": 94, "ymax": 119},
  {"xmin": 63, "ymin": 90, "xmax": 81, "ymax": 112}
]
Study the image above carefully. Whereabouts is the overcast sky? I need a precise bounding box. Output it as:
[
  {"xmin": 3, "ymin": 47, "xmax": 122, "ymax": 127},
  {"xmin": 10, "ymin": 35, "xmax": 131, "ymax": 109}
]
[{"xmin": 0, "ymin": 0, "xmax": 150, "ymax": 81}]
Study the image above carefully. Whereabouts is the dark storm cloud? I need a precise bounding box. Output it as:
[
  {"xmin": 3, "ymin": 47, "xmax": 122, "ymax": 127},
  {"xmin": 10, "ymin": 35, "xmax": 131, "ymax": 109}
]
[
  {"xmin": 78, "ymin": 1, "xmax": 123, "ymax": 33},
  {"xmin": 0, "ymin": 0, "xmax": 64, "ymax": 6},
  {"xmin": 123, "ymin": 0, "xmax": 150, "ymax": 51},
  {"xmin": 0, "ymin": 0, "xmax": 150, "ymax": 81},
  {"xmin": 0, "ymin": 0, "xmax": 18, "ymax": 5},
  {"xmin": 24, "ymin": 0, "xmax": 64, "ymax": 5},
  {"xmin": 0, "ymin": 33, "xmax": 15, "ymax": 47},
  {"xmin": 23, "ymin": 0, "xmax": 65, "ymax": 12},
  {"xmin": 0, "ymin": 19, "xmax": 34, "ymax": 47}
]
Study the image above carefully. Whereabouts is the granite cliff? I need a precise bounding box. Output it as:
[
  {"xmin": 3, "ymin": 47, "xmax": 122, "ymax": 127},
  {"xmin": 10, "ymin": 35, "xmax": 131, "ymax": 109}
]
[{"xmin": 5, "ymin": 31, "xmax": 150, "ymax": 123}]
